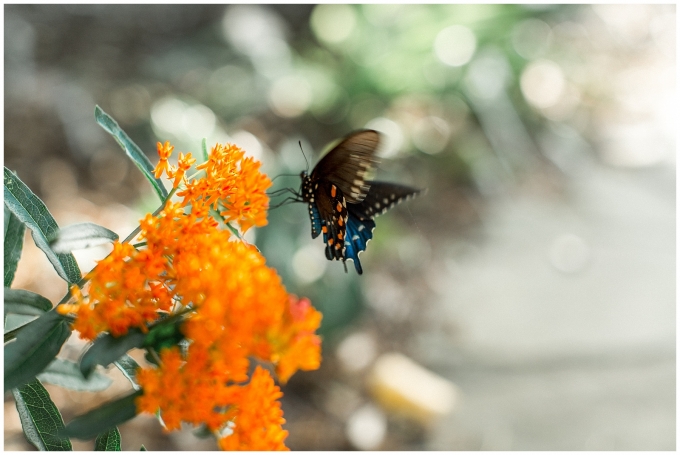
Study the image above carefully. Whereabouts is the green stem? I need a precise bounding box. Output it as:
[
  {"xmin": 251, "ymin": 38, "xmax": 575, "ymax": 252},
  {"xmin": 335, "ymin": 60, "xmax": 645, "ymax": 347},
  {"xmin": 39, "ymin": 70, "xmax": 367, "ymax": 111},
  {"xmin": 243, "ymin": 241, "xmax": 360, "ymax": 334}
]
[
  {"xmin": 209, "ymin": 207, "xmax": 242, "ymax": 239},
  {"xmin": 225, "ymin": 222, "xmax": 241, "ymax": 239},
  {"xmin": 121, "ymin": 187, "xmax": 177, "ymax": 244}
]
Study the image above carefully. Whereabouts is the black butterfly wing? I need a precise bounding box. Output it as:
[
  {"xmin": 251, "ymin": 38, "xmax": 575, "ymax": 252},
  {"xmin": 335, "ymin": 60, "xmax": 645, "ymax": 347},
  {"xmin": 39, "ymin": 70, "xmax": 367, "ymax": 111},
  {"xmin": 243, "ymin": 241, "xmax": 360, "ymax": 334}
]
[
  {"xmin": 348, "ymin": 181, "xmax": 423, "ymax": 220},
  {"xmin": 341, "ymin": 181, "xmax": 423, "ymax": 274},
  {"xmin": 314, "ymin": 181, "xmax": 349, "ymax": 261},
  {"xmin": 311, "ymin": 129, "xmax": 380, "ymax": 204}
]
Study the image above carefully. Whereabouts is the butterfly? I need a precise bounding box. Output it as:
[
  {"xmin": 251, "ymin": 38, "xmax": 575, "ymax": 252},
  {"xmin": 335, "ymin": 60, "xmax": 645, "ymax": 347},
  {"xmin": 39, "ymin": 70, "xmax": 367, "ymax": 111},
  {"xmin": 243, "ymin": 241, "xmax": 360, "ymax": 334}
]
[{"xmin": 298, "ymin": 129, "xmax": 423, "ymax": 275}]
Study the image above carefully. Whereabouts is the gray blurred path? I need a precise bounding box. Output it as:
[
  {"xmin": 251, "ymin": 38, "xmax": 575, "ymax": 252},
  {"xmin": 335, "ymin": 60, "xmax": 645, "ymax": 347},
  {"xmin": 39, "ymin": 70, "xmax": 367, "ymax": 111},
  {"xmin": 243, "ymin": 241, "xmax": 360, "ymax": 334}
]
[{"xmin": 423, "ymin": 161, "xmax": 675, "ymax": 450}]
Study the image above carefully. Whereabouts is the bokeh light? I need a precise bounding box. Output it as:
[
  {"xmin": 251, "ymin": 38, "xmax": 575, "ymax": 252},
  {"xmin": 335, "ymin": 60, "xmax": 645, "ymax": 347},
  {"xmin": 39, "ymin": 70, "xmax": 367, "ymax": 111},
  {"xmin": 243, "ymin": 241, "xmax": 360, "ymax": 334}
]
[
  {"xmin": 311, "ymin": 4, "xmax": 357, "ymax": 45},
  {"xmin": 520, "ymin": 59, "xmax": 566, "ymax": 109},
  {"xmin": 336, "ymin": 331, "xmax": 377, "ymax": 373},
  {"xmin": 365, "ymin": 117, "xmax": 405, "ymax": 158},
  {"xmin": 268, "ymin": 74, "xmax": 313, "ymax": 118},
  {"xmin": 291, "ymin": 242, "xmax": 328, "ymax": 284},
  {"xmin": 511, "ymin": 18, "xmax": 553, "ymax": 59},
  {"xmin": 412, "ymin": 116, "xmax": 450, "ymax": 155},
  {"xmin": 464, "ymin": 51, "xmax": 511, "ymax": 100},
  {"xmin": 345, "ymin": 404, "xmax": 387, "ymax": 450},
  {"xmin": 433, "ymin": 25, "xmax": 477, "ymax": 67}
]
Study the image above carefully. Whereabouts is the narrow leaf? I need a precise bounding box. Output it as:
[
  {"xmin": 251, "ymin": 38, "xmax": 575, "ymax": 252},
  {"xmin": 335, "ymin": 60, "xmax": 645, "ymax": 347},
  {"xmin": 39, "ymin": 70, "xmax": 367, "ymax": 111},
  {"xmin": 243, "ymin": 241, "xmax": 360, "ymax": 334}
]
[
  {"xmin": 94, "ymin": 106, "xmax": 168, "ymax": 201},
  {"xmin": 4, "ymin": 315, "xmax": 35, "ymax": 341},
  {"xmin": 80, "ymin": 328, "xmax": 146, "ymax": 378},
  {"xmin": 38, "ymin": 358, "xmax": 113, "ymax": 392},
  {"xmin": 4, "ymin": 310, "xmax": 72, "ymax": 391},
  {"xmin": 95, "ymin": 427, "xmax": 122, "ymax": 451},
  {"xmin": 13, "ymin": 378, "xmax": 73, "ymax": 451},
  {"xmin": 4, "ymin": 288, "xmax": 53, "ymax": 316},
  {"xmin": 49, "ymin": 222, "xmax": 119, "ymax": 254},
  {"xmin": 114, "ymin": 355, "xmax": 141, "ymax": 390},
  {"xmin": 4, "ymin": 167, "xmax": 81, "ymax": 284},
  {"xmin": 4, "ymin": 203, "xmax": 26, "ymax": 287},
  {"xmin": 201, "ymin": 137, "xmax": 209, "ymax": 163},
  {"xmin": 64, "ymin": 390, "xmax": 142, "ymax": 440}
]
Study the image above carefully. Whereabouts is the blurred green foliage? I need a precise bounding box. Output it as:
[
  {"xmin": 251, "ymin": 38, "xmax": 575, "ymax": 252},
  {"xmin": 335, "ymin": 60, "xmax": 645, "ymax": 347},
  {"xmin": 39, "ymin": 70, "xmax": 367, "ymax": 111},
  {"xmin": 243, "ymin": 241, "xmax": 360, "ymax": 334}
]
[{"xmin": 0, "ymin": 4, "xmax": 596, "ymax": 335}]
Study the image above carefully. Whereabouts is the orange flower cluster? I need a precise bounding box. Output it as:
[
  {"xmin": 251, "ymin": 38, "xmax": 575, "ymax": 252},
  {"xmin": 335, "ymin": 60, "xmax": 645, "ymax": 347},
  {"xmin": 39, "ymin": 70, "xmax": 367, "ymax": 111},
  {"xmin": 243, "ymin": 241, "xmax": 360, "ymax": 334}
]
[
  {"xmin": 256, "ymin": 295, "xmax": 323, "ymax": 384},
  {"xmin": 59, "ymin": 141, "xmax": 322, "ymax": 450},
  {"xmin": 59, "ymin": 240, "xmax": 174, "ymax": 340},
  {"xmin": 217, "ymin": 366, "xmax": 288, "ymax": 451},
  {"xmin": 154, "ymin": 141, "xmax": 271, "ymax": 233}
]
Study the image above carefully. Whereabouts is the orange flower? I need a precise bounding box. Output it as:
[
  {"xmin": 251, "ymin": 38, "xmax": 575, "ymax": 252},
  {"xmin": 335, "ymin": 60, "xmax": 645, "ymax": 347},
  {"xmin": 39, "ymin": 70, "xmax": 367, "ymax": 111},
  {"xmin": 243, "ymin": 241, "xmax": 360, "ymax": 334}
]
[
  {"xmin": 191, "ymin": 143, "xmax": 272, "ymax": 232},
  {"xmin": 169, "ymin": 151, "xmax": 196, "ymax": 188},
  {"xmin": 217, "ymin": 366, "xmax": 288, "ymax": 451},
  {"xmin": 58, "ymin": 239, "xmax": 174, "ymax": 339},
  {"xmin": 259, "ymin": 295, "xmax": 323, "ymax": 384},
  {"xmin": 63, "ymin": 139, "xmax": 321, "ymax": 450},
  {"xmin": 154, "ymin": 141, "xmax": 174, "ymax": 179},
  {"xmin": 136, "ymin": 345, "xmax": 239, "ymax": 432}
]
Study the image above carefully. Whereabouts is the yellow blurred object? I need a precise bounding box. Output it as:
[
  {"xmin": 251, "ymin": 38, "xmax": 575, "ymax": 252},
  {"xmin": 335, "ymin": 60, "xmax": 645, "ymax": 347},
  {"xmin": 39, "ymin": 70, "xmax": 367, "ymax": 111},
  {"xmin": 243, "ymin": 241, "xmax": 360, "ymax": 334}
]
[{"xmin": 368, "ymin": 352, "xmax": 460, "ymax": 426}]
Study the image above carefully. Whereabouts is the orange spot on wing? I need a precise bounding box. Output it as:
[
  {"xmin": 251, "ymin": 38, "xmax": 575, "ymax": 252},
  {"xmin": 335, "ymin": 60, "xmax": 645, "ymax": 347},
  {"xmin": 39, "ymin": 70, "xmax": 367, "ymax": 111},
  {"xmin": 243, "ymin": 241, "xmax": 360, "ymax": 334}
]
[
  {"xmin": 338, "ymin": 217, "xmax": 344, "ymax": 226},
  {"xmin": 322, "ymin": 226, "xmax": 327, "ymax": 233},
  {"xmin": 331, "ymin": 185, "xmax": 337, "ymax": 198},
  {"xmin": 336, "ymin": 202, "xmax": 342, "ymax": 212},
  {"xmin": 328, "ymin": 238, "xmax": 334, "ymax": 245}
]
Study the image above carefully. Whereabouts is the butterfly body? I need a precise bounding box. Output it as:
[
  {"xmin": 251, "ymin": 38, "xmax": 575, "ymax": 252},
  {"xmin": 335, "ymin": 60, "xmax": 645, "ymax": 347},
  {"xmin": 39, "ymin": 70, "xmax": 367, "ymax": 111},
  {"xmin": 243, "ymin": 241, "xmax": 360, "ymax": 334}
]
[{"xmin": 299, "ymin": 130, "xmax": 422, "ymax": 275}]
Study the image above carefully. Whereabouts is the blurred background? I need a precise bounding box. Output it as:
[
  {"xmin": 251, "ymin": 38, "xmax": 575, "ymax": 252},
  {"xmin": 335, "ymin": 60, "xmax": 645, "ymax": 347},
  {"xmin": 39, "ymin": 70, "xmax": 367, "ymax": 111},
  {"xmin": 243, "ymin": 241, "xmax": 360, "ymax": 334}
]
[{"xmin": 4, "ymin": 4, "xmax": 675, "ymax": 451}]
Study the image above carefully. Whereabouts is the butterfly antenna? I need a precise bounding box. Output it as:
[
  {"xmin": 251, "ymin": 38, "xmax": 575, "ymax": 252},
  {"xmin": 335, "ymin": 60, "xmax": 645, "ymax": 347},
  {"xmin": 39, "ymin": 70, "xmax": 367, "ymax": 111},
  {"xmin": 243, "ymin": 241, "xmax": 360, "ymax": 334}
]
[
  {"xmin": 268, "ymin": 187, "xmax": 300, "ymax": 197},
  {"xmin": 269, "ymin": 196, "xmax": 302, "ymax": 210},
  {"xmin": 299, "ymin": 141, "xmax": 310, "ymax": 173},
  {"xmin": 270, "ymin": 172, "xmax": 300, "ymax": 184}
]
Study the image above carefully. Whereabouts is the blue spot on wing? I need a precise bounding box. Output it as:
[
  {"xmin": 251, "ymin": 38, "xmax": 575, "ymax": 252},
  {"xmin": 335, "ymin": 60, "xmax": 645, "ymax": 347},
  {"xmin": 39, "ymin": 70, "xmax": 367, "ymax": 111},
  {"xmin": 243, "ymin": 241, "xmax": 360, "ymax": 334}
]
[
  {"xmin": 309, "ymin": 204, "xmax": 323, "ymax": 239},
  {"xmin": 343, "ymin": 214, "xmax": 375, "ymax": 275}
]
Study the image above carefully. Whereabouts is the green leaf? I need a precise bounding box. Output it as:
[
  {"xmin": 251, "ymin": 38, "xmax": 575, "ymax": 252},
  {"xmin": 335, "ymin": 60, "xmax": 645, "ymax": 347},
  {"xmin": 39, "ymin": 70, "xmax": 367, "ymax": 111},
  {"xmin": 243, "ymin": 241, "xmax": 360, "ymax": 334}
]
[
  {"xmin": 13, "ymin": 378, "xmax": 73, "ymax": 451},
  {"xmin": 193, "ymin": 424, "xmax": 213, "ymax": 439},
  {"xmin": 144, "ymin": 320, "xmax": 185, "ymax": 352},
  {"xmin": 114, "ymin": 355, "xmax": 141, "ymax": 390},
  {"xmin": 80, "ymin": 329, "xmax": 146, "ymax": 378},
  {"xmin": 4, "ymin": 315, "xmax": 35, "ymax": 341},
  {"xmin": 201, "ymin": 137, "xmax": 209, "ymax": 163},
  {"xmin": 95, "ymin": 427, "xmax": 122, "ymax": 451},
  {"xmin": 64, "ymin": 390, "xmax": 142, "ymax": 440},
  {"xmin": 38, "ymin": 358, "xmax": 113, "ymax": 392},
  {"xmin": 4, "ymin": 203, "xmax": 26, "ymax": 287},
  {"xmin": 140, "ymin": 445, "xmax": 147, "ymax": 451},
  {"xmin": 49, "ymin": 222, "xmax": 119, "ymax": 254},
  {"xmin": 5, "ymin": 310, "xmax": 72, "ymax": 392},
  {"xmin": 4, "ymin": 288, "xmax": 53, "ymax": 316},
  {"xmin": 94, "ymin": 106, "xmax": 168, "ymax": 201},
  {"xmin": 3, "ymin": 167, "xmax": 82, "ymax": 284}
]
